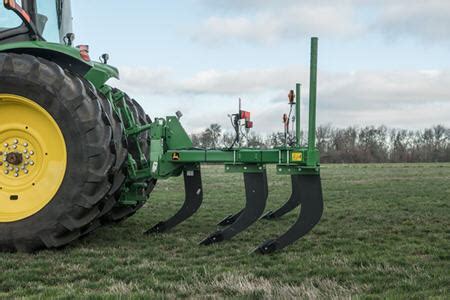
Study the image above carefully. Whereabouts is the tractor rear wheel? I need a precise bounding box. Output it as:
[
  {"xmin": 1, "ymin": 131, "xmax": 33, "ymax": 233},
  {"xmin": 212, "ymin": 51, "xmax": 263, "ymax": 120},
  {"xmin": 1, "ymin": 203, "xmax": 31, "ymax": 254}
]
[{"xmin": 0, "ymin": 53, "xmax": 115, "ymax": 252}]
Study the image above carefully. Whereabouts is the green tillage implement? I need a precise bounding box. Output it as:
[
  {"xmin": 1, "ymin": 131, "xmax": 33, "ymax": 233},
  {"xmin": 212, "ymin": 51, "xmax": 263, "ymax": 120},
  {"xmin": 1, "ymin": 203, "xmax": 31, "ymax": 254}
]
[
  {"xmin": 0, "ymin": 0, "xmax": 323, "ymax": 254},
  {"xmin": 121, "ymin": 38, "xmax": 324, "ymax": 254}
]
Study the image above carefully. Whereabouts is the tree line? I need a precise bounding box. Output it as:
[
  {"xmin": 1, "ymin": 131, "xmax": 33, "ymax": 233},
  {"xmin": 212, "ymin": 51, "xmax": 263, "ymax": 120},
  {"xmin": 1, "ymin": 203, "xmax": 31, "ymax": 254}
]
[{"xmin": 190, "ymin": 124, "xmax": 449, "ymax": 163}]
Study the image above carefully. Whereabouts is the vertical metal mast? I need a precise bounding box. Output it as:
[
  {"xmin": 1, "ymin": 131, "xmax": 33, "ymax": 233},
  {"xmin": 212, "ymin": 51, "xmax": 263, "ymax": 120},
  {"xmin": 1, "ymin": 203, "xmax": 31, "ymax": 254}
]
[{"xmin": 308, "ymin": 37, "xmax": 318, "ymax": 152}]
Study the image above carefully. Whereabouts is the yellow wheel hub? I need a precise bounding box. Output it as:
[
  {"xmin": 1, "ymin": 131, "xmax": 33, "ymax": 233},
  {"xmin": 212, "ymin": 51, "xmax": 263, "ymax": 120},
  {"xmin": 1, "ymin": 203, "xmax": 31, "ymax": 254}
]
[{"xmin": 0, "ymin": 94, "xmax": 67, "ymax": 222}]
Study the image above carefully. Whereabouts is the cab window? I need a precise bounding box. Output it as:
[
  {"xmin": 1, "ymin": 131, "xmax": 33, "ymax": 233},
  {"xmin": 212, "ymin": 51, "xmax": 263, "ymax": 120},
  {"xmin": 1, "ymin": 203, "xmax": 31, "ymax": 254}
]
[
  {"xmin": 36, "ymin": 0, "xmax": 60, "ymax": 42},
  {"xmin": 0, "ymin": 2, "xmax": 23, "ymax": 30}
]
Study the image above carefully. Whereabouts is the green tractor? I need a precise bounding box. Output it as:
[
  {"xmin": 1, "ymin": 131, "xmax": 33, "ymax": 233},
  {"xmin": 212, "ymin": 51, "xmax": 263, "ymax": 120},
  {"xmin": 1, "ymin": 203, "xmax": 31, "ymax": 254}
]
[{"xmin": 0, "ymin": 0, "xmax": 323, "ymax": 254}]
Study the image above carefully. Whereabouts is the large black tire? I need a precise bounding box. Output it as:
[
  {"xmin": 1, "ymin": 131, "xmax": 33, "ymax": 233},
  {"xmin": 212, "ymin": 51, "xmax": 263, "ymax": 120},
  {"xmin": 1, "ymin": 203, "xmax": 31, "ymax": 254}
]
[
  {"xmin": 0, "ymin": 53, "xmax": 115, "ymax": 252},
  {"xmin": 78, "ymin": 87, "xmax": 129, "ymax": 236},
  {"xmin": 101, "ymin": 95, "xmax": 156, "ymax": 223},
  {"xmin": 96, "ymin": 93, "xmax": 128, "ymax": 217}
]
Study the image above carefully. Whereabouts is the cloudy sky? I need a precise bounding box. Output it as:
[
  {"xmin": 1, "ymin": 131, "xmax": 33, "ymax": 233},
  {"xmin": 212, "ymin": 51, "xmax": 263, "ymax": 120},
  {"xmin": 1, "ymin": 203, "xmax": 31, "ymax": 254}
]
[{"xmin": 73, "ymin": 0, "xmax": 450, "ymax": 134}]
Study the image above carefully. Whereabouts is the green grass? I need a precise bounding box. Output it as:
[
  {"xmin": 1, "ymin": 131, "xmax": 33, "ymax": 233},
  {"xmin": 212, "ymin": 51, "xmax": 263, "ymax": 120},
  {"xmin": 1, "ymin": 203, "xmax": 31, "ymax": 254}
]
[{"xmin": 1, "ymin": 163, "xmax": 449, "ymax": 299}]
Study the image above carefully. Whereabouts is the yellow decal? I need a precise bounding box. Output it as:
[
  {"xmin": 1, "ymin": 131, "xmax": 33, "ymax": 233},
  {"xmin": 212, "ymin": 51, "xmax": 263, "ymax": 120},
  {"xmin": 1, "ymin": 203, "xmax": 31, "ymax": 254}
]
[{"xmin": 292, "ymin": 152, "xmax": 303, "ymax": 162}]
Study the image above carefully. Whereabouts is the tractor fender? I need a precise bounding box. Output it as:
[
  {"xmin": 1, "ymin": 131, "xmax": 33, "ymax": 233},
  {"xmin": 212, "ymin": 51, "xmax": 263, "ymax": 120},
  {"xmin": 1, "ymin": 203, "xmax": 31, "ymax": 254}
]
[{"xmin": 0, "ymin": 41, "xmax": 119, "ymax": 88}]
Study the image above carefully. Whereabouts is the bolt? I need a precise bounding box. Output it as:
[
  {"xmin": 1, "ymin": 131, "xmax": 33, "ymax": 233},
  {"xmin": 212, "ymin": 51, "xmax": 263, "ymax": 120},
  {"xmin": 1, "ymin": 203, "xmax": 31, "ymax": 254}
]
[
  {"xmin": 3, "ymin": 143, "xmax": 8, "ymax": 147},
  {"xmin": 8, "ymin": 167, "xmax": 13, "ymax": 171},
  {"xmin": 23, "ymin": 142, "xmax": 28, "ymax": 147},
  {"xmin": 24, "ymin": 169, "xmax": 29, "ymax": 174},
  {"xmin": 21, "ymin": 166, "xmax": 26, "ymax": 170},
  {"xmin": 14, "ymin": 168, "xmax": 19, "ymax": 172},
  {"xmin": 13, "ymin": 139, "xmax": 18, "ymax": 144},
  {"xmin": 4, "ymin": 170, "xmax": 8, "ymax": 175},
  {"xmin": 25, "ymin": 155, "xmax": 30, "ymax": 159},
  {"xmin": 23, "ymin": 149, "xmax": 27, "ymax": 153},
  {"xmin": 14, "ymin": 173, "xmax": 18, "ymax": 177},
  {"xmin": 6, "ymin": 152, "xmax": 23, "ymax": 165},
  {"xmin": 30, "ymin": 151, "xmax": 34, "ymax": 156},
  {"xmin": 29, "ymin": 161, "xmax": 34, "ymax": 166},
  {"xmin": 12, "ymin": 145, "xmax": 17, "ymax": 149}
]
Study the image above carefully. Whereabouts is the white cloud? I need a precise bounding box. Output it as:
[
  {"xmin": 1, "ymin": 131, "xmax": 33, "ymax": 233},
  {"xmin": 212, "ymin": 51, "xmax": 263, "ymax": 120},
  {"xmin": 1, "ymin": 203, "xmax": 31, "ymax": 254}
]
[
  {"xmin": 112, "ymin": 65, "xmax": 450, "ymax": 133},
  {"xmin": 193, "ymin": 1, "xmax": 363, "ymax": 44},
  {"xmin": 180, "ymin": 68, "xmax": 308, "ymax": 94},
  {"xmin": 374, "ymin": 0, "xmax": 450, "ymax": 42},
  {"xmin": 192, "ymin": 0, "xmax": 450, "ymax": 45},
  {"xmin": 117, "ymin": 67, "xmax": 173, "ymax": 95}
]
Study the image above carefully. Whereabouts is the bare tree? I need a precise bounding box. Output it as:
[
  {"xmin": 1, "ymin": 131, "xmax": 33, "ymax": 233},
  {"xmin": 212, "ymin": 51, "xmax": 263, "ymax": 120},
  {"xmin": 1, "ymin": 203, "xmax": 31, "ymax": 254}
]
[{"xmin": 193, "ymin": 124, "xmax": 449, "ymax": 163}]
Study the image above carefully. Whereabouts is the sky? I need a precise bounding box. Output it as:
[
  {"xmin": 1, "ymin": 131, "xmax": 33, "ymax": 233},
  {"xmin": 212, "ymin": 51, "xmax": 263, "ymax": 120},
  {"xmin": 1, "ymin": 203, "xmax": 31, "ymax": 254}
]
[{"xmin": 72, "ymin": 0, "xmax": 450, "ymax": 134}]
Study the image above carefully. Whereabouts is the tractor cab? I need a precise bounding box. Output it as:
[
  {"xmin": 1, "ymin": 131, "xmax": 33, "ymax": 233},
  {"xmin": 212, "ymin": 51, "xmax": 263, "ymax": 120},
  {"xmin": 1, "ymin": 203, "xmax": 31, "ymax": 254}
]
[{"xmin": 0, "ymin": 0, "xmax": 72, "ymax": 44}]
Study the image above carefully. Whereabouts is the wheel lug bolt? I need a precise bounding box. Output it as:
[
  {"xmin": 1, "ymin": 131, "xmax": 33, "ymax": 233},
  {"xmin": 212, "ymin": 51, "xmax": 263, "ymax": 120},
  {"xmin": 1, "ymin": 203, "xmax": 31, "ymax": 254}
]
[
  {"xmin": 15, "ymin": 167, "xmax": 19, "ymax": 172},
  {"xmin": 13, "ymin": 139, "xmax": 18, "ymax": 144},
  {"xmin": 23, "ymin": 143, "xmax": 28, "ymax": 147},
  {"xmin": 24, "ymin": 170, "xmax": 29, "ymax": 174},
  {"xmin": 8, "ymin": 167, "xmax": 13, "ymax": 171},
  {"xmin": 14, "ymin": 173, "xmax": 18, "ymax": 177},
  {"xmin": 12, "ymin": 145, "xmax": 17, "ymax": 149},
  {"xmin": 23, "ymin": 149, "xmax": 28, "ymax": 153},
  {"xmin": 25, "ymin": 155, "xmax": 30, "ymax": 159},
  {"xmin": 30, "ymin": 151, "xmax": 34, "ymax": 156},
  {"xmin": 3, "ymin": 143, "xmax": 8, "ymax": 147},
  {"xmin": 4, "ymin": 170, "xmax": 8, "ymax": 174},
  {"xmin": 29, "ymin": 161, "xmax": 34, "ymax": 166}
]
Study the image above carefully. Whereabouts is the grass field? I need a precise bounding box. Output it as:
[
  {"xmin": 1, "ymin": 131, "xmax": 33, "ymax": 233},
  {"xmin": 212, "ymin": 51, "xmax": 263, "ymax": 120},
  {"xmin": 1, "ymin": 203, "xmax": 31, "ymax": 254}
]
[{"xmin": 0, "ymin": 163, "xmax": 449, "ymax": 298}]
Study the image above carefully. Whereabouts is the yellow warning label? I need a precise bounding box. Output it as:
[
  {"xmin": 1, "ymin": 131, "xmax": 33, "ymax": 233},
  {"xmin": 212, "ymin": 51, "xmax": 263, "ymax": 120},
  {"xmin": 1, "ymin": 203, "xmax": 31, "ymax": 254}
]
[{"xmin": 292, "ymin": 152, "xmax": 303, "ymax": 162}]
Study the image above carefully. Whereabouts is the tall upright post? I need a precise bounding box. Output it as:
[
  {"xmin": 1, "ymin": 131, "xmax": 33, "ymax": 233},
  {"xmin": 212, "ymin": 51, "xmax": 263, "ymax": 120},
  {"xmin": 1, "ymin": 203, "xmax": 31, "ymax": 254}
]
[
  {"xmin": 295, "ymin": 83, "xmax": 301, "ymax": 147},
  {"xmin": 308, "ymin": 37, "xmax": 318, "ymax": 152}
]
